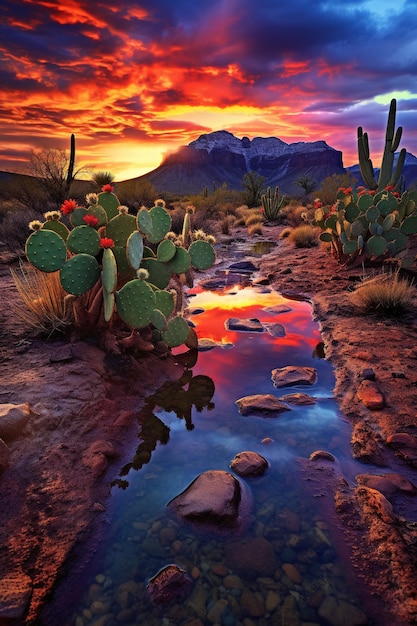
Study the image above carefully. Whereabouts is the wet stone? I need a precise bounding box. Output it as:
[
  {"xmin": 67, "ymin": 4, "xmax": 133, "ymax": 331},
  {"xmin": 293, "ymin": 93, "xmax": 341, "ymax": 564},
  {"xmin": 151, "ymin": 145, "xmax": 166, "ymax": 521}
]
[
  {"xmin": 271, "ymin": 366, "xmax": 317, "ymax": 388},
  {"xmin": 235, "ymin": 394, "xmax": 290, "ymax": 416},
  {"xmin": 225, "ymin": 317, "xmax": 264, "ymax": 332},
  {"xmin": 279, "ymin": 392, "xmax": 316, "ymax": 405},
  {"xmin": 230, "ymin": 451, "xmax": 269, "ymax": 477},
  {"xmin": 318, "ymin": 595, "xmax": 368, "ymax": 626},
  {"xmin": 147, "ymin": 564, "xmax": 193, "ymax": 606},
  {"xmin": 356, "ymin": 379, "xmax": 385, "ymax": 409}
]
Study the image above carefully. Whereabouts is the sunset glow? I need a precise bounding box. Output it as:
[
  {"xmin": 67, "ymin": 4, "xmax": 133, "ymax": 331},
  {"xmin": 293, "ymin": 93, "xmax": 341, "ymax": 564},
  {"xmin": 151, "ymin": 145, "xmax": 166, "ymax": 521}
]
[{"xmin": 1, "ymin": 0, "xmax": 416, "ymax": 180}]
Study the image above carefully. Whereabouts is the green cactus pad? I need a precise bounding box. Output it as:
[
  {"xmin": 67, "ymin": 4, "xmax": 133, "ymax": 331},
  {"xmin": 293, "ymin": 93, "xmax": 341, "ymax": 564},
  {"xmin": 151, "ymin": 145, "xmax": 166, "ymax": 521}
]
[
  {"xmin": 86, "ymin": 204, "xmax": 108, "ymax": 228},
  {"xmin": 357, "ymin": 195, "xmax": 374, "ymax": 212},
  {"xmin": 140, "ymin": 258, "xmax": 171, "ymax": 289},
  {"xmin": 41, "ymin": 220, "xmax": 70, "ymax": 241},
  {"xmin": 146, "ymin": 205, "xmax": 172, "ymax": 244},
  {"xmin": 106, "ymin": 213, "xmax": 137, "ymax": 247},
  {"xmin": 67, "ymin": 225, "xmax": 101, "ymax": 256},
  {"xmin": 366, "ymin": 205, "xmax": 380, "ymax": 222},
  {"xmin": 161, "ymin": 315, "xmax": 190, "ymax": 347},
  {"xmin": 351, "ymin": 219, "xmax": 366, "ymax": 238},
  {"xmin": 154, "ymin": 289, "xmax": 175, "ymax": 317},
  {"xmin": 102, "ymin": 248, "xmax": 117, "ymax": 293},
  {"xmin": 137, "ymin": 208, "xmax": 153, "ymax": 234},
  {"xmin": 112, "ymin": 246, "xmax": 136, "ymax": 281},
  {"xmin": 103, "ymin": 288, "xmax": 115, "ymax": 322},
  {"xmin": 382, "ymin": 213, "xmax": 396, "ymax": 231},
  {"xmin": 366, "ymin": 235, "xmax": 387, "ymax": 257},
  {"xmin": 324, "ymin": 214, "xmax": 338, "ymax": 230},
  {"xmin": 150, "ymin": 308, "xmax": 167, "ymax": 331},
  {"xmin": 377, "ymin": 194, "xmax": 398, "ymax": 216},
  {"xmin": 319, "ymin": 232, "xmax": 333, "ymax": 243},
  {"xmin": 26, "ymin": 229, "xmax": 67, "ymax": 272},
  {"xmin": 157, "ymin": 238, "xmax": 176, "ymax": 262},
  {"xmin": 188, "ymin": 240, "xmax": 216, "ymax": 270},
  {"xmin": 166, "ymin": 246, "xmax": 191, "ymax": 274},
  {"xmin": 342, "ymin": 240, "xmax": 358, "ymax": 255},
  {"xmin": 344, "ymin": 203, "xmax": 360, "ymax": 223},
  {"xmin": 126, "ymin": 230, "xmax": 144, "ymax": 270},
  {"xmin": 60, "ymin": 253, "xmax": 101, "ymax": 295},
  {"xmin": 115, "ymin": 279, "xmax": 156, "ymax": 329},
  {"xmin": 97, "ymin": 192, "xmax": 120, "ymax": 220},
  {"xmin": 70, "ymin": 207, "xmax": 88, "ymax": 227},
  {"xmin": 400, "ymin": 215, "xmax": 417, "ymax": 235}
]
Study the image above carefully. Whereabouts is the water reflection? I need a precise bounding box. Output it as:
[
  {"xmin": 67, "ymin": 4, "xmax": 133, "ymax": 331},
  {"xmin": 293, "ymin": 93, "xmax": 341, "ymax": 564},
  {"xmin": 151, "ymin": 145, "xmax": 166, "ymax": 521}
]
[{"xmin": 47, "ymin": 282, "xmax": 376, "ymax": 626}]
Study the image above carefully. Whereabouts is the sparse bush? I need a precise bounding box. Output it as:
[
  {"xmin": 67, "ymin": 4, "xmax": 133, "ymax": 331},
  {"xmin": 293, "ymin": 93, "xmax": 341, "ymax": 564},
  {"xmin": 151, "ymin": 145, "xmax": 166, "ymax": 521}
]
[
  {"xmin": 245, "ymin": 211, "xmax": 264, "ymax": 227},
  {"xmin": 219, "ymin": 214, "xmax": 236, "ymax": 234},
  {"xmin": 10, "ymin": 263, "xmax": 72, "ymax": 336},
  {"xmin": 279, "ymin": 227, "xmax": 293, "ymax": 239},
  {"xmin": 315, "ymin": 173, "xmax": 358, "ymax": 206},
  {"xmin": 283, "ymin": 205, "xmax": 308, "ymax": 226},
  {"xmin": 350, "ymin": 270, "xmax": 415, "ymax": 315},
  {"xmin": 289, "ymin": 225, "xmax": 319, "ymax": 248},
  {"xmin": 247, "ymin": 223, "xmax": 263, "ymax": 236},
  {"xmin": 0, "ymin": 208, "xmax": 42, "ymax": 255}
]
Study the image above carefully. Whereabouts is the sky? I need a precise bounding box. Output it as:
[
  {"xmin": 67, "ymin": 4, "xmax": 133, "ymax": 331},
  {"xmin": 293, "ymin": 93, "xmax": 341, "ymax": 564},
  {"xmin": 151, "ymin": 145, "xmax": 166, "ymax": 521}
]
[{"xmin": 1, "ymin": 0, "xmax": 417, "ymax": 181}]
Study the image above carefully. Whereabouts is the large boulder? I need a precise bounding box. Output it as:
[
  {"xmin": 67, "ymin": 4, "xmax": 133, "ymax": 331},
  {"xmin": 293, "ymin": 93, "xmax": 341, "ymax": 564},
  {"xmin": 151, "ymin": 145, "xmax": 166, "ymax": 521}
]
[{"xmin": 167, "ymin": 470, "xmax": 244, "ymax": 529}]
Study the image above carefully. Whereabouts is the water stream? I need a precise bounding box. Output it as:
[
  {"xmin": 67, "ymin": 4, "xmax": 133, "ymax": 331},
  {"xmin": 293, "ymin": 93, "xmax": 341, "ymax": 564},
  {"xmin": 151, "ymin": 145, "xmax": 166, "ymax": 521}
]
[{"xmin": 46, "ymin": 252, "xmax": 379, "ymax": 626}]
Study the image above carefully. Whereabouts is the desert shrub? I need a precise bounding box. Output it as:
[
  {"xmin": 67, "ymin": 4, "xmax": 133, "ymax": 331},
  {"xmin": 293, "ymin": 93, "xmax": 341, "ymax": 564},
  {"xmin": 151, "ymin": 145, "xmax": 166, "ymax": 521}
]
[
  {"xmin": 283, "ymin": 204, "xmax": 308, "ymax": 226},
  {"xmin": 289, "ymin": 225, "xmax": 319, "ymax": 248},
  {"xmin": 0, "ymin": 208, "xmax": 42, "ymax": 255},
  {"xmin": 10, "ymin": 263, "xmax": 72, "ymax": 336},
  {"xmin": 245, "ymin": 211, "xmax": 264, "ymax": 227},
  {"xmin": 219, "ymin": 214, "xmax": 236, "ymax": 235},
  {"xmin": 247, "ymin": 223, "xmax": 263, "ymax": 236},
  {"xmin": 279, "ymin": 227, "xmax": 293, "ymax": 239},
  {"xmin": 350, "ymin": 271, "xmax": 415, "ymax": 315},
  {"xmin": 315, "ymin": 173, "xmax": 358, "ymax": 206}
]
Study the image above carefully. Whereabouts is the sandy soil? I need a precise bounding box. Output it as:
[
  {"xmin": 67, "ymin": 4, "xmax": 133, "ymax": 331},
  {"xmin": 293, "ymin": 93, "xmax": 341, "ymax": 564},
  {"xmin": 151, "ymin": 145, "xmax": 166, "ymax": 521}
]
[{"xmin": 1, "ymin": 226, "xmax": 417, "ymax": 625}]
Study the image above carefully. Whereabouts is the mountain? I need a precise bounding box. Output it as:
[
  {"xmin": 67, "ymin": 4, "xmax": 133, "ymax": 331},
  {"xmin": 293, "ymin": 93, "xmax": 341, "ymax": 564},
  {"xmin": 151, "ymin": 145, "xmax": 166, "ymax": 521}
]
[
  {"xmin": 142, "ymin": 130, "xmax": 345, "ymax": 195},
  {"xmin": 346, "ymin": 151, "xmax": 417, "ymax": 190}
]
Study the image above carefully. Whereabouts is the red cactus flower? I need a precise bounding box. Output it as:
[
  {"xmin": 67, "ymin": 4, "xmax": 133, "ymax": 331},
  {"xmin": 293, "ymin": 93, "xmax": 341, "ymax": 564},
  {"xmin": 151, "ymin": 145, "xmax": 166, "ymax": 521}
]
[
  {"xmin": 61, "ymin": 199, "xmax": 77, "ymax": 214},
  {"xmin": 100, "ymin": 237, "xmax": 115, "ymax": 249},
  {"xmin": 314, "ymin": 201, "xmax": 323, "ymax": 209},
  {"xmin": 369, "ymin": 190, "xmax": 377, "ymax": 196},
  {"xmin": 393, "ymin": 191, "xmax": 400, "ymax": 198},
  {"xmin": 343, "ymin": 187, "xmax": 353, "ymax": 194},
  {"xmin": 102, "ymin": 184, "xmax": 114, "ymax": 193},
  {"xmin": 83, "ymin": 214, "xmax": 99, "ymax": 227},
  {"xmin": 385, "ymin": 185, "xmax": 395, "ymax": 191}
]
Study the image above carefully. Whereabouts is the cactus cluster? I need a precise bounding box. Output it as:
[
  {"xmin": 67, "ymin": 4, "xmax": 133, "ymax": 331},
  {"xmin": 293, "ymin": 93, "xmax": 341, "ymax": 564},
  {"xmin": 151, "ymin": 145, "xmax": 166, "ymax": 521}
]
[
  {"xmin": 314, "ymin": 187, "xmax": 417, "ymax": 264},
  {"xmin": 261, "ymin": 186, "xmax": 285, "ymax": 221},
  {"xmin": 314, "ymin": 99, "xmax": 417, "ymax": 265},
  {"xmin": 25, "ymin": 188, "xmax": 216, "ymax": 351}
]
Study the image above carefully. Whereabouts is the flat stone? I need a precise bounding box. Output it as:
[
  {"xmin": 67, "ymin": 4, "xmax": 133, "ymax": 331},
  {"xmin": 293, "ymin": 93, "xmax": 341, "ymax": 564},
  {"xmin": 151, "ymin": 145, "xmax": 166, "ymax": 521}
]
[
  {"xmin": 262, "ymin": 304, "xmax": 292, "ymax": 314},
  {"xmin": 356, "ymin": 473, "xmax": 417, "ymax": 498},
  {"xmin": 318, "ymin": 594, "xmax": 368, "ymax": 626},
  {"xmin": 279, "ymin": 392, "xmax": 316, "ymax": 405},
  {"xmin": 264, "ymin": 322, "xmax": 286, "ymax": 337},
  {"xmin": 309, "ymin": 450, "xmax": 335, "ymax": 462},
  {"xmin": 356, "ymin": 379, "xmax": 385, "ymax": 409},
  {"xmin": 198, "ymin": 338, "xmax": 234, "ymax": 351},
  {"xmin": 271, "ymin": 366, "xmax": 317, "ymax": 388},
  {"xmin": 230, "ymin": 451, "xmax": 269, "ymax": 477},
  {"xmin": 167, "ymin": 470, "xmax": 242, "ymax": 528},
  {"xmin": 225, "ymin": 317, "xmax": 264, "ymax": 332},
  {"xmin": 387, "ymin": 432, "xmax": 417, "ymax": 449},
  {"xmin": 235, "ymin": 394, "xmax": 290, "ymax": 416}
]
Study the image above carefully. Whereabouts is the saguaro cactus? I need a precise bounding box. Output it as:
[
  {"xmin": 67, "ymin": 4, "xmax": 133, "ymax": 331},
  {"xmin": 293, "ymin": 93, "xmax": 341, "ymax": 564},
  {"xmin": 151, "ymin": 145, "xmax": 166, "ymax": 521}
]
[{"xmin": 357, "ymin": 99, "xmax": 406, "ymax": 191}]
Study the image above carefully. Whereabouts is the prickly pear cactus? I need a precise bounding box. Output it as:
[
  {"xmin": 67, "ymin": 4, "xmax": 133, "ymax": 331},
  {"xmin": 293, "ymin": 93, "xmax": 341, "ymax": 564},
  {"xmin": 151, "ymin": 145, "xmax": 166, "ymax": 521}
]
[{"xmin": 26, "ymin": 228, "xmax": 67, "ymax": 272}]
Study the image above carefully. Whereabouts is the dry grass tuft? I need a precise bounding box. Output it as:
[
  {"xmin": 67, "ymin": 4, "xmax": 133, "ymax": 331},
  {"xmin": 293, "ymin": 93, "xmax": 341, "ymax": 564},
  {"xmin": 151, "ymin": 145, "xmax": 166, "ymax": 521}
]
[
  {"xmin": 219, "ymin": 214, "xmax": 236, "ymax": 235},
  {"xmin": 289, "ymin": 225, "xmax": 319, "ymax": 248},
  {"xmin": 10, "ymin": 263, "xmax": 72, "ymax": 336},
  {"xmin": 247, "ymin": 223, "xmax": 263, "ymax": 236},
  {"xmin": 350, "ymin": 270, "xmax": 415, "ymax": 315},
  {"xmin": 279, "ymin": 227, "xmax": 293, "ymax": 239}
]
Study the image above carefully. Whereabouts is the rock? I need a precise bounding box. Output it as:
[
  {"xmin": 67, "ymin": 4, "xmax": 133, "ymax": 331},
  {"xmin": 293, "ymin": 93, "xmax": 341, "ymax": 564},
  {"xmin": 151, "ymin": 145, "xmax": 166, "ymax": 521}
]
[
  {"xmin": 262, "ymin": 304, "xmax": 292, "ymax": 314},
  {"xmin": 0, "ymin": 403, "xmax": 34, "ymax": 441},
  {"xmin": 0, "ymin": 573, "xmax": 32, "ymax": 621},
  {"xmin": 224, "ymin": 537, "xmax": 277, "ymax": 578},
  {"xmin": 271, "ymin": 366, "xmax": 317, "ymax": 388},
  {"xmin": 82, "ymin": 440, "xmax": 116, "ymax": 477},
  {"xmin": 387, "ymin": 432, "xmax": 417, "ymax": 449},
  {"xmin": 0, "ymin": 437, "xmax": 10, "ymax": 474},
  {"xmin": 263, "ymin": 322, "xmax": 286, "ymax": 337},
  {"xmin": 356, "ymin": 473, "xmax": 417, "ymax": 498},
  {"xmin": 356, "ymin": 486, "xmax": 396, "ymax": 523},
  {"xmin": 279, "ymin": 392, "xmax": 316, "ymax": 405},
  {"xmin": 282, "ymin": 563, "xmax": 302, "ymax": 584},
  {"xmin": 167, "ymin": 470, "xmax": 243, "ymax": 528},
  {"xmin": 240, "ymin": 590, "xmax": 265, "ymax": 617},
  {"xmin": 230, "ymin": 451, "xmax": 269, "ymax": 477},
  {"xmin": 225, "ymin": 317, "xmax": 264, "ymax": 332},
  {"xmin": 198, "ymin": 338, "xmax": 234, "ymax": 351},
  {"xmin": 49, "ymin": 345, "xmax": 73, "ymax": 363},
  {"xmin": 147, "ymin": 564, "xmax": 192, "ymax": 606},
  {"xmin": 228, "ymin": 261, "xmax": 258, "ymax": 273},
  {"xmin": 309, "ymin": 450, "xmax": 335, "ymax": 462},
  {"xmin": 356, "ymin": 380, "xmax": 385, "ymax": 409},
  {"xmin": 318, "ymin": 594, "xmax": 368, "ymax": 626},
  {"xmin": 207, "ymin": 598, "xmax": 228, "ymax": 623},
  {"xmin": 235, "ymin": 394, "xmax": 290, "ymax": 416}
]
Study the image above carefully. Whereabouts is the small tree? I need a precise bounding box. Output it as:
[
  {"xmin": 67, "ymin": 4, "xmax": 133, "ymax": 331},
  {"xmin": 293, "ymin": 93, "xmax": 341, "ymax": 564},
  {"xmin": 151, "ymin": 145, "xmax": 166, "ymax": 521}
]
[
  {"xmin": 240, "ymin": 171, "xmax": 266, "ymax": 208},
  {"xmin": 315, "ymin": 173, "xmax": 358, "ymax": 206},
  {"xmin": 295, "ymin": 173, "xmax": 317, "ymax": 197}
]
